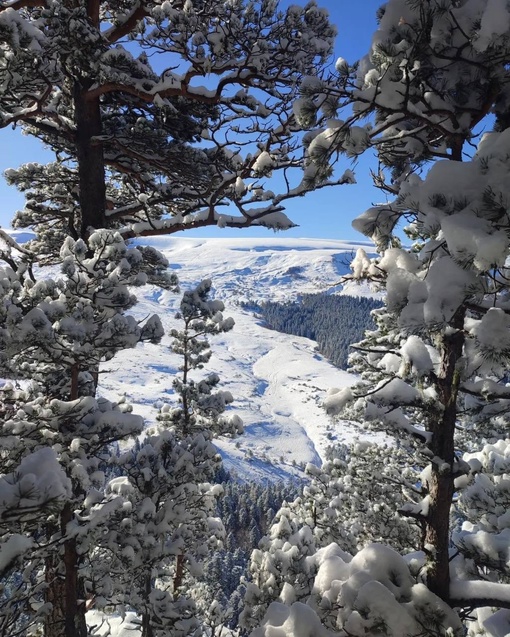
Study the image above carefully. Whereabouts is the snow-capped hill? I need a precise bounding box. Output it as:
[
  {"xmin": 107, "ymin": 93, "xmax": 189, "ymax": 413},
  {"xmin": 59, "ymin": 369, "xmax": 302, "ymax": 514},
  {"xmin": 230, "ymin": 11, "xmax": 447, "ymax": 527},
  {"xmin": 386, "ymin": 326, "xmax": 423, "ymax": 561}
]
[
  {"xmin": 140, "ymin": 236, "xmax": 376, "ymax": 303},
  {"xmin": 99, "ymin": 236, "xmax": 382, "ymax": 481},
  {"xmin": 2, "ymin": 229, "xmax": 36, "ymax": 244}
]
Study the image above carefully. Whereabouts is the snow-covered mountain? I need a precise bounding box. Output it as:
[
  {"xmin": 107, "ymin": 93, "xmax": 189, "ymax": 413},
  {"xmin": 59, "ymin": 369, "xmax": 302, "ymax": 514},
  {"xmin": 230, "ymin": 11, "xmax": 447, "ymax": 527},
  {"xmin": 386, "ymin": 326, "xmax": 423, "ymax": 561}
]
[{"xmin": 95, "ymin": 236, "xmax": 383, "ymax": 481}]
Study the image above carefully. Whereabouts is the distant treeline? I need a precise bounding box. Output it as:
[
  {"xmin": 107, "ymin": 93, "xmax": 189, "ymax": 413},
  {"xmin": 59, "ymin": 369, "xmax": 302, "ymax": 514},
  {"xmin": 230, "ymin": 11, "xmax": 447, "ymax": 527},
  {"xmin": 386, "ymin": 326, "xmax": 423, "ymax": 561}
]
[{"xmin": 250, "ymin": 294, "xmax": 382, "ymax": 369}]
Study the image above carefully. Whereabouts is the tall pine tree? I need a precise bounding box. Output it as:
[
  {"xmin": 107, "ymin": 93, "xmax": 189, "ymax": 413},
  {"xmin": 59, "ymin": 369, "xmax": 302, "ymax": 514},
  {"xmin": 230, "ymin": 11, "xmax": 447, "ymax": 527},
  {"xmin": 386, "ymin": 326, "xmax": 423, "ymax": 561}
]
[
  {"xmin": 0, "ymin": 0, "xmax": 345, "ymax": 257},
  {"xmin": 315, "ymin": 0, "xmax": 510, "ymax": 618}
]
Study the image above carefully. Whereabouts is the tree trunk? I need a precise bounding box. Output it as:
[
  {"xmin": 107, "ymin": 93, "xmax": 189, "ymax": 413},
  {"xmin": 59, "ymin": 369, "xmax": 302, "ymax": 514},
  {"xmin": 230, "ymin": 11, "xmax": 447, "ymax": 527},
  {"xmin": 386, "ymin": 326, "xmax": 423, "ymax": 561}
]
[
  {"xmin": 174, "ymin": 553, "xmax": 185, "ymax": 595},
  {"xmin": 44, "ymin": 504, "xmax": 87, "ymax": 637},
  {"xmin": 73, "ymin": 81, "xmax": 106, "ymax": 237},
  {"xmin": 45, "ymin": 9, "xmax": 103, "ymax": 637},
  {"xmin": 424, "ymin": 467, "xmax": 455, "ymax": 601},
  {"xmin": 425, "ymin": 308, "xmax": 465, "ymax": 601},
  {"xmin": 141, "ymin": 572, "xmax": 154, "ymax": 637}
]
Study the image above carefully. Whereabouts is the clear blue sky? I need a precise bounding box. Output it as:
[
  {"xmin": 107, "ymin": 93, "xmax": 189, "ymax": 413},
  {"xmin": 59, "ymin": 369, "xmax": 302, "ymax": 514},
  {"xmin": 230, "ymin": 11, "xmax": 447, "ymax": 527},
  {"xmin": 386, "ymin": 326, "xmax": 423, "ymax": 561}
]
[{"xmin": 0, "ymin": 0, "xmax": 383, "ymax": 241}]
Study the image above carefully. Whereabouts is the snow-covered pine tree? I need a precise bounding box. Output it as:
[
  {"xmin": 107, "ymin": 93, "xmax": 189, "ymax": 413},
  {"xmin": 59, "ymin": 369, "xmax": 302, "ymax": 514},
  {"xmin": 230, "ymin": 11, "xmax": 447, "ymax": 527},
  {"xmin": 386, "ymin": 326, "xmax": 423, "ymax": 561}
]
[
  {"xmin": 0, "ymin": 2, "xmax": 349, "ymax": 635},
  {"xmin": 241, "ymin": 441, "xmax": 420, "ymax": 633},
  {"xmin": 0, "ymin": 230, "xmax": 177, "ymax": 637},
  {"xmin": 0, "ymin": 420, "xmax": 72, "ymax": 637},
  {"xmin": 296, "ymin": 441, "xmax": 421, "ymax": 555},
  {"xmin": 305, "ymin": 0, "xmax": 510, "ymax": 620},
  {"xmin": 455, "ymin": 440, "xmax": 510, "ymax": 583},
  {"xmin": 157, "ymin": 281, "xmax": 241, "ymax": 628},
  {"xmin": 87, "ymin": 280, "xmax": 241, "ymax": 637},
  {"xmin": 86, "ymin": 424, "xmax": 223, "ymax": 637},
  {"xmin": 160, "ymin": 279, "xmax": 242, "ymax": 439},
  {"xmin": 241, "ymin": 505, "xmax": 317, "ymax": 633},
  {"xmin": 249, "ymin": 543, "xmax": 464, "ymax": 637},
  {"xmin": 0, "ymin": 0, "xmax": 348, "ymax": 257},
  {"xmin": 250, "ymin": 434, "xmax": 510, "ymax": 637},
  {"xmin": 0, "ymin": 2, "xmax": 354, "ymax": 635},
  {"xmin": 453, "ymin": 439, "xmax": 510, "ymax": 634},
  {"xmin": 200, "ymin": 479, "xmax": 300, "ymax": 631}
]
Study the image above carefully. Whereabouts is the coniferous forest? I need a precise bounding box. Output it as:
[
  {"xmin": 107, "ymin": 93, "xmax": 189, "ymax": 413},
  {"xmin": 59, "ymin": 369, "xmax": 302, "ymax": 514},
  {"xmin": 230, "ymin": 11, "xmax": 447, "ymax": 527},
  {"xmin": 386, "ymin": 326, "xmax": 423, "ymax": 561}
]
[
  {"xmin": 253, "ymin": 295, "xmax": 382, "ymax": 369},
  {"xmin": 1, "ymin": 0, "xmax": 510, "ymax": 635}
]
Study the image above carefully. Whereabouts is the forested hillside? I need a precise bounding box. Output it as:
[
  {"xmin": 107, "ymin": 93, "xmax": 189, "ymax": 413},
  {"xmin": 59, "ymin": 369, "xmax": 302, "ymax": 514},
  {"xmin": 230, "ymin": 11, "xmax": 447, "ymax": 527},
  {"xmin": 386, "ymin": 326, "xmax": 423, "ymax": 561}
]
[
  {"xmin": 252, "ymin": 294, "xmax": 382, "ymax": 368},
  {"xmin": 202, "ymin": 477, "xmax": 301, "ymax": 630}
]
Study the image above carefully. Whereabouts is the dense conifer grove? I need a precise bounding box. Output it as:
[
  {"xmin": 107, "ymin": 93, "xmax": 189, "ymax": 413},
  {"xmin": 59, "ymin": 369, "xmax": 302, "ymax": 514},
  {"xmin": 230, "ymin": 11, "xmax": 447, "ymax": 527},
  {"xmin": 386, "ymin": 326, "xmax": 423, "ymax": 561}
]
[
  {"xmin": 252, "ymin": 295, "xmax": 382, "ymax": 369},
  {"xmin": 204, "ymin": 478, "xmax": 301, "ymax": 631}
]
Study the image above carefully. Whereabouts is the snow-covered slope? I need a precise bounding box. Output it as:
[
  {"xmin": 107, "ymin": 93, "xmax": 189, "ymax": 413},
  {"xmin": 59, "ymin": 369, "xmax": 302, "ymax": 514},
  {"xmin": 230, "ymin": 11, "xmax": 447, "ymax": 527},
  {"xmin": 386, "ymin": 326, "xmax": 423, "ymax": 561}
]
[{"xmin": 95, "ymin": 236, "xmax": 382, "ymax": 481}]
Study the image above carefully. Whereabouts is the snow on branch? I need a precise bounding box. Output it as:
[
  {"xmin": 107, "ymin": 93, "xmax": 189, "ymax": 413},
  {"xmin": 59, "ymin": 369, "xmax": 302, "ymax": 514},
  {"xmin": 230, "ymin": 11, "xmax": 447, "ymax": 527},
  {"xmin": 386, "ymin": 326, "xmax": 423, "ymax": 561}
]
[{"xmin": 450, "ymin": 580, "xmax": 510, "ymax": 610}]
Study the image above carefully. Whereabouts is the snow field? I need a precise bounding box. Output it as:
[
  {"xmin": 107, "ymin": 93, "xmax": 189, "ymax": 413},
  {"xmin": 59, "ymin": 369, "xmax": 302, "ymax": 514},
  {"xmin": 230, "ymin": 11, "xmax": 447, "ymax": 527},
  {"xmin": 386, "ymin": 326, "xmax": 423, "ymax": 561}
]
[{"xmin": 98, "ymin": 237, "xmax": 382, "ymax": 480}]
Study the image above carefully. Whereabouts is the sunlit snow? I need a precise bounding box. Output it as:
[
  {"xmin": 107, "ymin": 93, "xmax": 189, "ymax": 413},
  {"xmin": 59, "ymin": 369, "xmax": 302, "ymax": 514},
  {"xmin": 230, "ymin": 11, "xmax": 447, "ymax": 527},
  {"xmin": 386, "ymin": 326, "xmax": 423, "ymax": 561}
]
[{"xmin": 96, "ymin": 237, "xmax": 383, "ymax": 481}]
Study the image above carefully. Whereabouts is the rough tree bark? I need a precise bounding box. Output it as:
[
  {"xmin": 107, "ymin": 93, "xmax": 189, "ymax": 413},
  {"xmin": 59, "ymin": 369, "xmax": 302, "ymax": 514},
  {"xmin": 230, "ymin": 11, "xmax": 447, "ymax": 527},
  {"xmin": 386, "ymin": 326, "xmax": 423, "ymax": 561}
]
[
  {"xmin": 424, "ymin": 308, "xmax": 465, "ymax": 601},
  {"xmin": 44, "ymin": 504, "xmax": 87, "ymax": 637},
  {"xmin": 73, "ymin": 81, "xmax": 106, "ymax": 237},
  {"xmin": 141, "ymin": 572, "xmax": 155, "ymax": 637}
]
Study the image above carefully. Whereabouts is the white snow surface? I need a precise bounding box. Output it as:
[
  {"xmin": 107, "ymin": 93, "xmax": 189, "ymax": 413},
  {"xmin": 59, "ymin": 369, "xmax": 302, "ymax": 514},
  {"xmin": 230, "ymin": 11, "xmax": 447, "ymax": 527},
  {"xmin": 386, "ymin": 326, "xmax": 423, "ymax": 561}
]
[{"xmin": 93, "ymin": 236, "xmax": 382, "ymax": 482}]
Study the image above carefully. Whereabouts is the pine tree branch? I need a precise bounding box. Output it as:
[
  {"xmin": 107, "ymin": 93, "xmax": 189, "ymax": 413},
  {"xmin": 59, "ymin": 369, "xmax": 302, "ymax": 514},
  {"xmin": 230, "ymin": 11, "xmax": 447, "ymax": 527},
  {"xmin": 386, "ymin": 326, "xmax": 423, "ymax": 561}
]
[
  {"xmin": 119, "ymin": 206, "xmax": 295, "ymax": 239},
  {"xmin": 450, "ymin": 580, "xmax": 510, "ymax": 610},
  {"xmin": 85, "ymin": 82, "xmax": 219, "ymax": 105},
  {"xmin": 104, "ymin": 2, "xmax": 150, "ymax": 44},
  {"xmin": 460, "ymin": 381, "xmax": 510, "ymax": 400},
  {"xmin": 350, "ymin": 344, "xmax": 399, "ymax": 356},
  {"xmin": 465, "ymin": 301, "xmax": 510, "ymax": 316},
  {"xmin": 85, "ymin": 69, "xmax": 292, "ymax": 105}
]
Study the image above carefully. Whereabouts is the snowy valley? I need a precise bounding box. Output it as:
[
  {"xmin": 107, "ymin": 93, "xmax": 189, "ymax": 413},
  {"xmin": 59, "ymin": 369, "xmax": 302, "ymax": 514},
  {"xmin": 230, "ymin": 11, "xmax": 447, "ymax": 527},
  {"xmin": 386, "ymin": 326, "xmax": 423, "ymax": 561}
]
[{"xmin": 96, "ymin": 236, "xmax": 382, "ymax": 481}]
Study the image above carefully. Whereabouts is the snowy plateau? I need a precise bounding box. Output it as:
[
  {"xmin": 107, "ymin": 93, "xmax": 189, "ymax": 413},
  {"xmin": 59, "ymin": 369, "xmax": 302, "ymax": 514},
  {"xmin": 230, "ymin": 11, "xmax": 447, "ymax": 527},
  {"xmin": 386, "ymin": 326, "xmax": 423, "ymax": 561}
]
[{"xmin": 87, "ymin": 235, "xmax": 383, "ymax": 482}]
